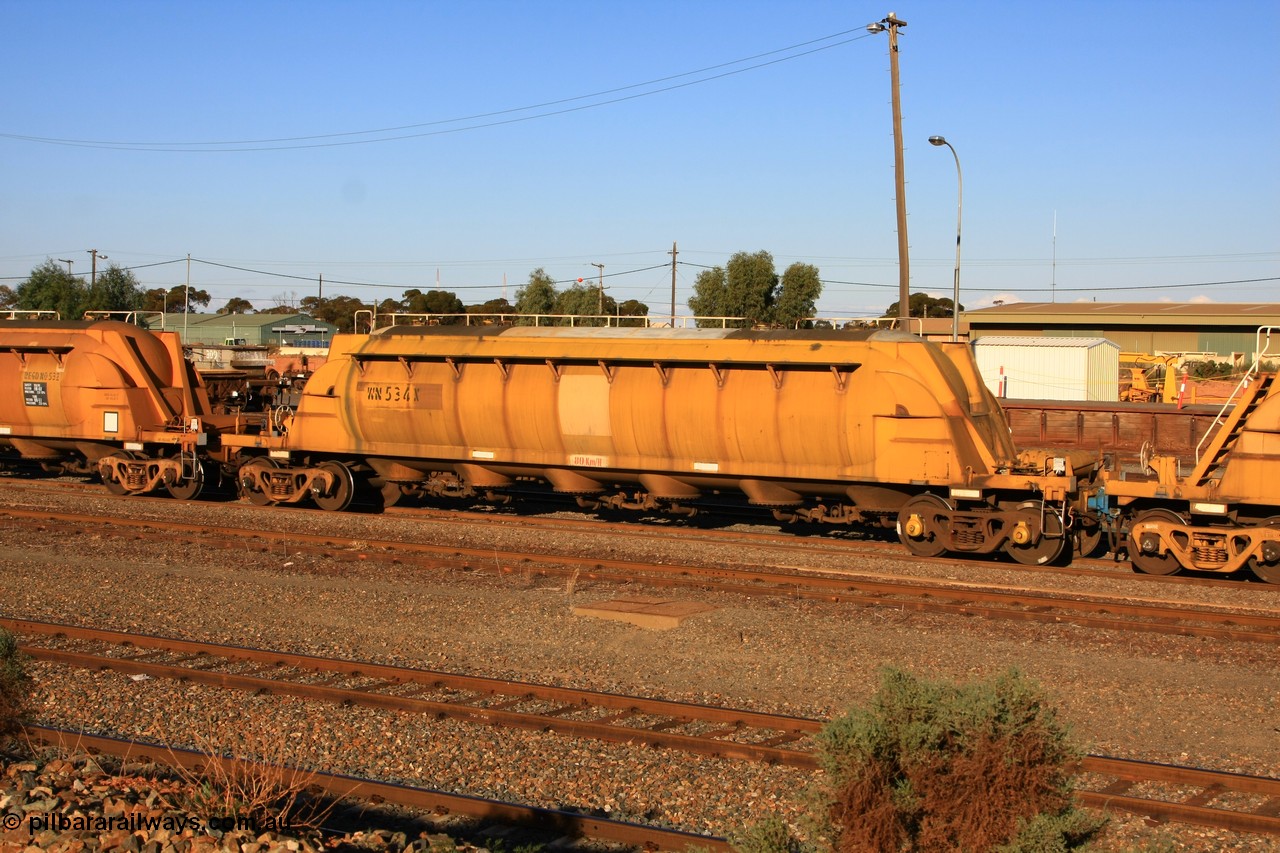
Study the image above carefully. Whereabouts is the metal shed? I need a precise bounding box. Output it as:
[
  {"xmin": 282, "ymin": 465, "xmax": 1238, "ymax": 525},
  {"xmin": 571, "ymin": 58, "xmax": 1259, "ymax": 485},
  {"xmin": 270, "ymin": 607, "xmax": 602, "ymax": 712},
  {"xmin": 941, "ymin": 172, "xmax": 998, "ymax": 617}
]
[
  {"xmin": 155, "ymin": 312, "xmax": 338, "ymax": 347},
  {"xmin": 972, "ymin": 336, "xmax": 1120, "ymax": 401}
]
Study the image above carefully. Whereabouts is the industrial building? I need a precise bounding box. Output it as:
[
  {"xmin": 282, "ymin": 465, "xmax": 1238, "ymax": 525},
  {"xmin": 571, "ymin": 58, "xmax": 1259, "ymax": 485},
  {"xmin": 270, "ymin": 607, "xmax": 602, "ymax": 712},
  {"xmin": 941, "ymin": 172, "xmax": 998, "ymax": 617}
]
[
  {"xmin": 964, "ymin": 302, "xmax": 1280, "ymax": 363},
  {"xmin": 153, "ymin": 313, "xmax": 337, "ymax": 348}
]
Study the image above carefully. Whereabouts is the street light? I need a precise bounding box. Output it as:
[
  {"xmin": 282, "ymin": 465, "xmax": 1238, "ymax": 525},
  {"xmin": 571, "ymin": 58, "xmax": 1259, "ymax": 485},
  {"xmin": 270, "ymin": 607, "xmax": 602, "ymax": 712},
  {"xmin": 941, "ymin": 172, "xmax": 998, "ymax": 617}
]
[
  {"xmin": 867, "ymin": 12, "xmax": 911, "ymax": 325},
  {"xmin": 929, "ymin": 135, "xmax": 963, "ymax": 342},
  {"xmin": 591, "ymin": 262, "xmax": 605, "ymax": 315},
  {"xmin": 87, "ymin": 249, "xmax": 107, "ymax": 288}
]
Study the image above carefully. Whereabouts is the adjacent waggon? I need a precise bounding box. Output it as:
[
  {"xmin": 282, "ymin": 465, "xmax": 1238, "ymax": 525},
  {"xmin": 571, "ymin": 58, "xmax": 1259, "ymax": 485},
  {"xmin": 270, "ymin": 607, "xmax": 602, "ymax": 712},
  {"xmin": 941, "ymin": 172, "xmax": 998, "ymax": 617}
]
[
  {"xmin": 0, "ymin": 321, "xmax": 228, "ymax": 499},
  {"xmin": 2, "ymin": 319, "xmax": 1278, "ymax": 583}
]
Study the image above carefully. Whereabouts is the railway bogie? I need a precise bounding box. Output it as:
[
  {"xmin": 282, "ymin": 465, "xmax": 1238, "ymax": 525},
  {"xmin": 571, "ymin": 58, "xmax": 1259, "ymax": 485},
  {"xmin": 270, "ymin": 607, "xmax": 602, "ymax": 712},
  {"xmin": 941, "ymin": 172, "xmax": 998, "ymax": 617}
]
[
  {"xmin": 232, "ymin": 454, "xmax": 358, "ymax": 511},
  {"xmin": 99, "ymin": 450, "xmax": 207, "ymax": 500}
]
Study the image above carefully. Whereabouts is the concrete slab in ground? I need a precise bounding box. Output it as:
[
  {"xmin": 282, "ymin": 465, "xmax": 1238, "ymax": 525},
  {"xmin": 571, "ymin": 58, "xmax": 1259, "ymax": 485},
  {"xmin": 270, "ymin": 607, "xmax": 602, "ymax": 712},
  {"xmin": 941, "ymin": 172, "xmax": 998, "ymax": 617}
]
[{"xmin": 571, "ymin": 595, "xmax": 717, "ymax": 630}]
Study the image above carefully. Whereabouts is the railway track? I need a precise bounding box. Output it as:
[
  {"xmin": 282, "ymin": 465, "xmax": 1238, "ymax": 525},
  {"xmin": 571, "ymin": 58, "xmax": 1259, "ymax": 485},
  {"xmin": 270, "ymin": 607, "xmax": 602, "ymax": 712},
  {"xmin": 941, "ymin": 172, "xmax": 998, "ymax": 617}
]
[
  {"xmin": 7, "ymin": 476, "xmax": 1276, "ymax": 591},
  {"xmin": 19, "ymin": 725, "xmax": 730, "ymax": 852},
  {"xmin": 4, "ymin": 507, "xmax": 1279, "ymax": 645},
  {"xmin": 386, "ymin": 501, "xmax": 1277, "ymax": 589},
  {"xmin": 8, "ymin": 618, "xmax": 1280, "ymax": 837}
]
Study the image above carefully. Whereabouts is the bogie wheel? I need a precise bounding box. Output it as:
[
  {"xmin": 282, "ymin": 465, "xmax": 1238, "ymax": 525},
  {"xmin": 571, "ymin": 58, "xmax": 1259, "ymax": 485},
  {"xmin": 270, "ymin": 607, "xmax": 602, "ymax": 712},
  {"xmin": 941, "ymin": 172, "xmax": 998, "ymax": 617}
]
[
  {"xmin": 1127, "ymin": 508, "xmax": 1185, "ymax": 576},
  {"xmin": 896, "ymin": 494, "xmax": 952, "ymax": 558},
  {"xmin": 313, "ymin": 461, "xmax": 356, "ymax": 512},
  {"xmin": 1004, "ymin": 501, "xmax": 1067, "ymax": 566},
  {"xmin": 1248, "ymin": 517, "xmax": 1280, "ymax": 585},
  {"xmin": 1071, "ymin": 512, "xmax": 1106, "ymax": 560},
  {"xmin": 166, "ymin": 460, "xmax": 205, "ymax": 501},
  {"xmin": 239, "ymin": 458, "xmax": 279, "ymax": 506}
]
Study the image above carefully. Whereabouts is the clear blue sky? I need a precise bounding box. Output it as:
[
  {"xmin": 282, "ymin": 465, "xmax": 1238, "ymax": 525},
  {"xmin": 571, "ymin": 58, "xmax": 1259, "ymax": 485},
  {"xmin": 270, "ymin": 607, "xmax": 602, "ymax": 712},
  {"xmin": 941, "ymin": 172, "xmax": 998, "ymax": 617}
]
[{"xmin": 2, "ymin": 1, "xmax": 1277, "ymax": 318}]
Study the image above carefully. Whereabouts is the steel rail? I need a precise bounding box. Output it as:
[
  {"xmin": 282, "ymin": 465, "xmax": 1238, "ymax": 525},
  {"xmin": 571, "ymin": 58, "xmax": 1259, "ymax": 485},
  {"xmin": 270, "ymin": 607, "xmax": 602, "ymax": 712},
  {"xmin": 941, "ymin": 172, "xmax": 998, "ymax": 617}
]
[
  {"xmin": 1076, "ymin": 755, "xmax": 1280, "ymax": 835},
  {"xmin": 18, "ymin": 725, "xmax": 730, "ymax": 852},
  {"xmin": 10, "ymin": 471, "xmax": 1280, "ymax": 591},
  {"xmin": 6, "ymin": 478, "xmax": 1270, "ymax": 592},
  {"xmin": 10, "ymin": 619, "xmax": 1280, "ymax": 836},
  {"xmin": 387, "ymin": 502, "xmax": 1265, "ymax": 590},
  {"xmin": 11, "ymin": 476, "xmax": 1275, "ymax": 594},
  {"xmin": 4, "ymin": 509, "xmax": 1278, "ymax": 644},
  {"xmin": 3, "ymin": 618, "xmax": 821, "ymax": 767}
]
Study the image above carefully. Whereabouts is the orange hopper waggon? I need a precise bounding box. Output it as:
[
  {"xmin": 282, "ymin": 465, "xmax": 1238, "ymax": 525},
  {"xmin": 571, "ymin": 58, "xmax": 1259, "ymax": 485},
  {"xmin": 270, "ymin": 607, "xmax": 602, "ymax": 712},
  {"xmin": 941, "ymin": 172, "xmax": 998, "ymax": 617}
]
[
  {"xmin": 0, "ymin": 320, "xmax": 230, "ymax": 499},
  {"xmin": 219, "ymin": 323, "xmax": 1100, "ymax": 567}
]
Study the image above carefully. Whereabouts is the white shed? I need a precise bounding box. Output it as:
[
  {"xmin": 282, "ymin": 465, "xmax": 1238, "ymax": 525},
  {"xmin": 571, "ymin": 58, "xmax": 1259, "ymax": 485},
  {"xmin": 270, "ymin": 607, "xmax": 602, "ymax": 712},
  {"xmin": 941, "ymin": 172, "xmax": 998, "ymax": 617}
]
[{"xmin": 972, "ymin": 337, "xmax": 1120, "ymax": 401}]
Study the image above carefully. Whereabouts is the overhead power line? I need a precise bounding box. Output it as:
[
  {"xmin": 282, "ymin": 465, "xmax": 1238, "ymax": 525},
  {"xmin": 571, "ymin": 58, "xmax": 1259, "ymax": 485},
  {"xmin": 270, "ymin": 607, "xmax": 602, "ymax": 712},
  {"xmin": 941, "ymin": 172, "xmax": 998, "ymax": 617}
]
[
  {"xmin": 676, "ymin": 261, "xmax": 1279, "ymax": 294},
  {"xmin": 3, "ymin": 256, "xmax": 1274, "ymax": 296},
  {"xmin": 1, "ymin": 28, "xmax": 870, "ymax": 153},
  {"xmin": 187, "ymin": 258, "xmax": 671, "ymax": 292}
]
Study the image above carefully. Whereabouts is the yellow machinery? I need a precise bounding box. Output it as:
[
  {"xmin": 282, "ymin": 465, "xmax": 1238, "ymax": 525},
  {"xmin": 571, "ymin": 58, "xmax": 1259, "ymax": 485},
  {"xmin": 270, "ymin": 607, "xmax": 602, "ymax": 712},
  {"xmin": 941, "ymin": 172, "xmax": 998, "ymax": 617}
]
[
  {"xmin": 1118, "ymin": 352, "xmax": 1180, "ymax": 404},
  {"xmin": 224, "ymin": 326, "xmax": 1100, "ymax": 565},
  {"xmin": 0, "ymin": 321, "xmax": 219, "ymax": 498},
  {"xmin": 1103, "ymin": 328, "xmax": 1280, "ymax": 582}
]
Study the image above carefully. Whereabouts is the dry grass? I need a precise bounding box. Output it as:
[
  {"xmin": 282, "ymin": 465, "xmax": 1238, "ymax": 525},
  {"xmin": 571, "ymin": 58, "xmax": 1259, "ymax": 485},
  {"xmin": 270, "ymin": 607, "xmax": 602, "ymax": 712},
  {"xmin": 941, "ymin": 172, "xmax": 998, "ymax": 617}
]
[
  {"xmin": 0, "ymin": 628, "xmax": 30, "ymax": 734},
  {"xmin": 150, "ymin": 703, "xmax": 338, "ymax": 830}
]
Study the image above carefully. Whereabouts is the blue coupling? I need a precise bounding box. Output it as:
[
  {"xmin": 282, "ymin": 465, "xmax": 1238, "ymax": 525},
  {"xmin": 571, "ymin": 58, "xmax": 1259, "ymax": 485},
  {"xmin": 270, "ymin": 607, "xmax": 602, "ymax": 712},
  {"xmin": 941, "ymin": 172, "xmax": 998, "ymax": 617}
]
[{"xmin": 1087, "ymin": 485, "xmax": 1108, "ymax": 512}]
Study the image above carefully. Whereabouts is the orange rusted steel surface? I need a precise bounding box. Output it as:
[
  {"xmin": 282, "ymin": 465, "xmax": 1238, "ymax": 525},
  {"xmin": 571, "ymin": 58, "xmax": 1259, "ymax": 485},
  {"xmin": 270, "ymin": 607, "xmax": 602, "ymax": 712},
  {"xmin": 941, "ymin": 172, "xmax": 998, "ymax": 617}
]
[
  {"xmin": 227, "ymin": 327, "xmax": 1090, "ymax": 505},
  {"xmin": 1104, "ymin": 370, "xmax": 1280, "ymax": 578},
  {"xmin": 1077, "ymin": 755, "xmax": 1280, "ymax": 834},
  {"xmin": 7, "ymin": 617, "xmax": 819, "ymax": 767},
  {"xmin": 0, "ymin": 321, "xmax": 212, "ymax": 454},
  {"xmin": 1001, "ymin": 399, "xmax": 1221, "ymax": 467},
  {"xmin": 6, "ymin": 509, "xmax": 1280, "ymax": 643}
]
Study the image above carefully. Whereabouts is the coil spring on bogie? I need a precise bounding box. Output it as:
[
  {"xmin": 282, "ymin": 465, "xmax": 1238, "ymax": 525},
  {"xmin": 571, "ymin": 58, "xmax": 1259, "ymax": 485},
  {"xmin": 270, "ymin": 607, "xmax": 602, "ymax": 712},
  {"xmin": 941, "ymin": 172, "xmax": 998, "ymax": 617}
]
[
  {"xmin": 953, "ymin": 530, "xmax": 984, "ymax": 547},
  {"xmin": 1192, "ymin": 546, "xmax": 1228, "ymax": 565},
  {"xmin": 123, "ymin": 468, "xmax": 147, "ymax": 490}
]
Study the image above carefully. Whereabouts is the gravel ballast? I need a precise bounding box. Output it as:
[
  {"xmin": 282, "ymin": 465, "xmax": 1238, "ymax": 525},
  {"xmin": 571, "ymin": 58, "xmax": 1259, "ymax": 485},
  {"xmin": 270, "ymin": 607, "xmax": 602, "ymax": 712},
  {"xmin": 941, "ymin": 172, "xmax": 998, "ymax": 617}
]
[{"xmin": 1, "ymin": 483, "xmax": 1278, "ymax": 851}]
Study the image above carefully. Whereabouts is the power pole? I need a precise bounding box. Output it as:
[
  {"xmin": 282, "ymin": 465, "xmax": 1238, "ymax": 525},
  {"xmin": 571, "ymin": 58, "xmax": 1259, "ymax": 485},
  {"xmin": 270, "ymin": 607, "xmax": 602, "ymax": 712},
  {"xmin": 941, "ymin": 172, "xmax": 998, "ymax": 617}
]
[
  {"xmin": 669, "ymin": 241, "xmax": 678, "ymax": 326},
  {"xmin": 184, "ymin": 253, "xmax": 191, "ymax": 339},
  {"xmin": 87, "ymin": 249, "xmax": 107, "ymax": 287},
  {"xmin": 591, "ymin": 262, "xmax": 605, "ymax": 314},
  {"xmin": 868, "ymin": 12, "xmax": 911, "ymax": 325}
]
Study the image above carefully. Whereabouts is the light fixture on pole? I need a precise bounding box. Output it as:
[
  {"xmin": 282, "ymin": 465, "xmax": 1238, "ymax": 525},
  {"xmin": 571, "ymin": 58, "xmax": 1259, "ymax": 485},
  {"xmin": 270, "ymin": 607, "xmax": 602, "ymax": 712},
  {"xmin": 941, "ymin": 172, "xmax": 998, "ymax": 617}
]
[
  {"xmin": 87, "ymin": 249, "xmax": 107, "ymax": 288},
  {"xmin": 591, "ymin": 262, "xmax": 605, "ymax": 315},
  {"xmin": 867, "ymin": 12, "xmax": 911, "ymax": 325},
  {"xmin": 929, "ymin": 135, "xmax": 963, "ymax": 342}
]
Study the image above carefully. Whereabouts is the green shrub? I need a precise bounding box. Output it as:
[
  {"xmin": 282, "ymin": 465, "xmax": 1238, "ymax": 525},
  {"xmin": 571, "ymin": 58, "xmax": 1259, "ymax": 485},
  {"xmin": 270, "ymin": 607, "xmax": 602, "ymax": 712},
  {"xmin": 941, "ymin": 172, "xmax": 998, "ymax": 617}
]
[
  {"xmin": 731, "ymin": 816, "xmax": 815, "ymax": 853},
  {"xmin": 996, "ymin": 808, "xmax": 1107, "ymax": 852},
  {"xmin": 815, "ymin": 667, "xmax": 1102, "ymax": 852},
  {"xmin": 0, "ymin": 627, "xmax": 31, "ymax": 732}
]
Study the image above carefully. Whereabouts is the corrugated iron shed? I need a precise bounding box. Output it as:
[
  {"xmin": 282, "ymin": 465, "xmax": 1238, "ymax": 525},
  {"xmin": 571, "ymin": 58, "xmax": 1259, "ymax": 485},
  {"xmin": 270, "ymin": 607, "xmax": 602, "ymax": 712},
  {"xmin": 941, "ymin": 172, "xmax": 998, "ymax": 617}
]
[
  {"xmin": 966, "ymin": 302, "xmax": 1280, "ymax": 360},
  {"xmin": 968, "ymin": 302, "xmax": 1280, "ymax": 325},
  {"xmin": 154, "ymin": 312, "xmax": 338, "ymax": 346},
  {"xmin": 973, "ymin": 336, "xmax": 1120, "ymax": 402}
]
